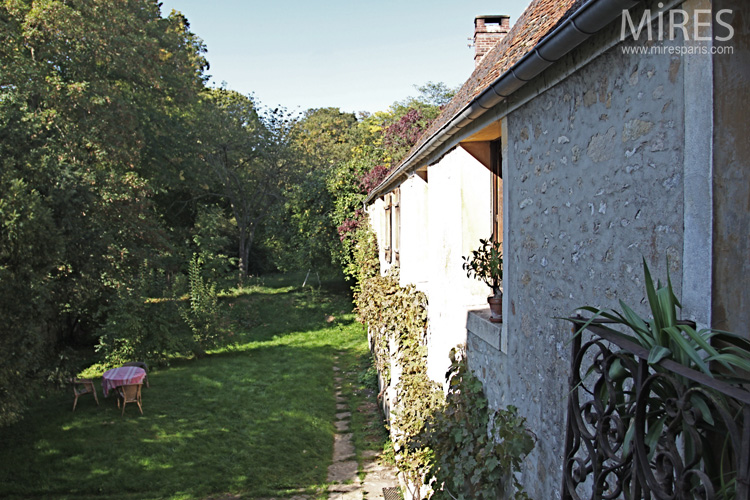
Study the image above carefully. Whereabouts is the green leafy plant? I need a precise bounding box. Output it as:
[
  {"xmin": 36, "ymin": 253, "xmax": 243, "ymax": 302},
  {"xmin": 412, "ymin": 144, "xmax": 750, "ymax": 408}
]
[
  {"xmin": 348, "ymin": 224, "xmax": 381, "ymax": 296},
  {"xmin": 566, "ymin": 258, "xmax": 750, "ymax": 497},
  {"xmin": 179, "ymin": 253, "xmax": 224, "ymax": 356},
  {"xmin": 356, "ymin": 270, "xmax": 443, "ymax": 495},
  {"xmin": 96, "ymin": 261, "xmax": 189, "ymax": 367},
  {"xmin": 571, "ymin": 258, "xmax": 750, "ymax": 378},
  {"xmin": 357, "ymin": 272, "xmax": 535, "ymax": 499},
  {"xmin": 427, "ymin": 348, "xmax": 535, "ymax": 500},
  {"xmin": 462, "ymin": 238, "xmax": 503, "ymax": 297}
]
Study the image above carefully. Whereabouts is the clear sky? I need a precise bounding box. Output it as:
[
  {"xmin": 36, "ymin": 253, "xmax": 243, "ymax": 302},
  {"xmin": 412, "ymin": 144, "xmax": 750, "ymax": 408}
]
[{"xmin": 158, "ymin": 0, "xmax": 532, "ymax": 114}]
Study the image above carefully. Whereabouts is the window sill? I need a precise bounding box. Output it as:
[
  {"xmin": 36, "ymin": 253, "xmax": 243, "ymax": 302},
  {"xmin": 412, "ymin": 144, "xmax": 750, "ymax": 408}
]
[{"xmin": 466, "ymin": 308, "xmax": 502, "ymax": 351}]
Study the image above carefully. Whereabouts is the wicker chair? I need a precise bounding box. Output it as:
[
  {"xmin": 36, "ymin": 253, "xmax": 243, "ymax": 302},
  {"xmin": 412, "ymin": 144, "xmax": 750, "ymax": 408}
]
[
  {"xmin": 116, "ymin": 383, "xmax": 143, "ymax": 416},
  {"xmin": 70, "ymin": 378, "xmax": 99, "ymax": 411},
  {"xmin": 121, "ymin": 361, "xmax": 149, "ymax": 388}
]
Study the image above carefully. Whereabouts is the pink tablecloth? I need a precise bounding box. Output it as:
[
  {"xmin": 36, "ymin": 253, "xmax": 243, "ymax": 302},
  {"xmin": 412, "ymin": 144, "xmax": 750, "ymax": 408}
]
[{"xmin": 102, "ymin": 366, "xmax": 146, "ymax": 397}]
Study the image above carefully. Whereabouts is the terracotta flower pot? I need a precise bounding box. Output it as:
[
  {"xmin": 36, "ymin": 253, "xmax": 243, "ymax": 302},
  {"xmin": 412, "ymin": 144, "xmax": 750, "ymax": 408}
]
[{"xmin": 487, "ymin": 294, "xmax": 502, "ymax": 323}]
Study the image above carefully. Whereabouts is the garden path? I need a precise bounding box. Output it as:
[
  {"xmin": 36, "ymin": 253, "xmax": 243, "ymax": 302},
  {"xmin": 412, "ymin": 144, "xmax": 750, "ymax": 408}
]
[
  {"xmin": 326, "ymin": 354, "xmax": 399, "ymax": 500},
  {"xmin": 244, "ymin": 353, "xmax": 399, "ymax": 500}
]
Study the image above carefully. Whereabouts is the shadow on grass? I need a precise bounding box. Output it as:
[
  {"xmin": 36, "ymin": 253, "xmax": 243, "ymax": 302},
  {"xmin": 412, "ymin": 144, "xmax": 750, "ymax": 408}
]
[
  {"xmin": 0, "ymin": 274, "xmax": 367, "ymax": 499},
  {"xmin": 225, "ymin": 285, "xmax": 358, "ymax": 345},
  {"xmin": 0, "ymin": 330, "xmax": 367, "ymax": 499}
]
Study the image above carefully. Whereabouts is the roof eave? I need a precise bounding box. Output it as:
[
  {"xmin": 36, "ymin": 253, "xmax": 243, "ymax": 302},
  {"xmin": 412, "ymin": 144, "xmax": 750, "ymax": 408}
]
[{"xmin": 365, "ymin": 0, "xmax": 640, "ymax": 204}]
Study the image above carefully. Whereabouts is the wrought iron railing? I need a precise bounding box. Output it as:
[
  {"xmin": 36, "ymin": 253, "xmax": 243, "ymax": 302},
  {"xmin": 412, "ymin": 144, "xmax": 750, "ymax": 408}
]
[{"xmin": 562, "ymin": 316, "xmax": 750, "ymax": 500}]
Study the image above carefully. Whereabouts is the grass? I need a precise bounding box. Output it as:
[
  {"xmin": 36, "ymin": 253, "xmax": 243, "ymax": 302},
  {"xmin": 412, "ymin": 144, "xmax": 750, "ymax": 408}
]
[
  {"xmin": 342, "ymin": 354, "xmax": 391, "ymax": 464},
  {"xmin": 0, "ymin": 273, "xmax": 374, "ymax": 499}
]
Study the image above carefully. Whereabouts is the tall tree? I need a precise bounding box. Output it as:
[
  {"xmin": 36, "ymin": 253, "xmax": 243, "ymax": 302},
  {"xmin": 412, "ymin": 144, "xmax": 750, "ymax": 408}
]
[
  {"xmin": 292, "ymin": 107, "xmax": 357, "ymax": 169},
  {"xmin": 0, "ymin": 0, "xmax": 208, "ymax": 423},
  {"xmin": 261, "ymin": 108, "xmax": 359, "ymax": 273},
  {"xmin": 198, "ymin": 90, "xmax": 296, "ymax": 277}
]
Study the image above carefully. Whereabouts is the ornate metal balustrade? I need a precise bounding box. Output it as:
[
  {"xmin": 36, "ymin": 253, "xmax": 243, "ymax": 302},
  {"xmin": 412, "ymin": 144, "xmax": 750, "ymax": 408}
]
[{"xmin": 562, "ymin": 317, "xmax": 750, "ymax": 500}]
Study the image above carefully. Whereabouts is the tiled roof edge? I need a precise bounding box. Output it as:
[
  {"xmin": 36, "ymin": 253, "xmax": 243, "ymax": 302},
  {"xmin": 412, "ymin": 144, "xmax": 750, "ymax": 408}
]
[{"xmin": 366, "ymin": 0, "xmax": 640, "ymax": 204}]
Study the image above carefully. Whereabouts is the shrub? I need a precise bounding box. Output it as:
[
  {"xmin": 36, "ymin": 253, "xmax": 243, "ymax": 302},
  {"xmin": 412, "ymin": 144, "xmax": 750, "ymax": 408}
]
[
  {"xmin": 96, "ymin": 262, "xmax": 190, "ymax": 366},
  {"xmin": 179, "ymin": 253, "xmax": 224, "ymax": 356},
  {"xmin": 427, "ymin": 348, "xmax": 535, "ymax": 500}
]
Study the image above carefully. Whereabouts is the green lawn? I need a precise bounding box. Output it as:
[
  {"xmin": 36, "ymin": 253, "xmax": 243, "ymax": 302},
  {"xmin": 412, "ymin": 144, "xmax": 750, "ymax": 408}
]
[{"xmin": 0, "ymin": 274, "xmax": 372, "ymax": 499}]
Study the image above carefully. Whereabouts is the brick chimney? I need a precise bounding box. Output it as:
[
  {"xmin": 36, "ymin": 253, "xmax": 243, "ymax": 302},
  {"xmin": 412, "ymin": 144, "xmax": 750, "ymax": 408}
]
[{"xmin": 474, "ymin": 15, "xmax": 510, "ymax": 67}]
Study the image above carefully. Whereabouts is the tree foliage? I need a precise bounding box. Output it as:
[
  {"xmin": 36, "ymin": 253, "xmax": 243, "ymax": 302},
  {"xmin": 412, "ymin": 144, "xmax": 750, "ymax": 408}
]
[
  {"xmin": 0, "ymin": 175, "xmax": 57, "ymax": 426},
  {"xmin": 327, "ymin": 83, "xmax": 454, "ymax": 282},
  {"xmin": 0, "ymin": 0, "xmax": 207, "ymax": 423},
  {"xmin": 0, "ymin": 0, "xmax": 457, "ymax": 425},
  {"xmin": 95, "ymin": 262, "xmax": 188, "ymax": 367},
  {"xmin": 197, "ymin": 89, "xmax": 294, "ymax": 277}
]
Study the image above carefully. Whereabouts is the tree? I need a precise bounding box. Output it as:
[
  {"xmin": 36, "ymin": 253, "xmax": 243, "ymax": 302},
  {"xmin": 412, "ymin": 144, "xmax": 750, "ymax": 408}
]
[
  {"xmin": 0, "ymin": 0, "xmax": 208, "ymax": 423},
  {"xmin": 198, "ymin": 90, "xmax": 296, "ymax": 277},
  {"xmin": 262, "ymin": 108, "xmax": 359, "ymax": 274},
  {"xmin": 327, "ymin": 83, "xmax": 455, "ymax": 278},
  {"xmin": 292, "ymin": 107, "xmax": 358, "ymax": 169},
  {"xmin": 0, "ymin": 174, "xmax": 58, "ymax": 426},
  {"xmin": 382, "ymin": 82, "xmax": 456, "ymax": 165}
]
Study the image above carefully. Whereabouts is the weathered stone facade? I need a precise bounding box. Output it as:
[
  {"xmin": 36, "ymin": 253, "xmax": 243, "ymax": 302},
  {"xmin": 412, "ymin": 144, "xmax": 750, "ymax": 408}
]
[{"xmin": 467, "ymin": 32, "xmax": 687, "ymax": 498}]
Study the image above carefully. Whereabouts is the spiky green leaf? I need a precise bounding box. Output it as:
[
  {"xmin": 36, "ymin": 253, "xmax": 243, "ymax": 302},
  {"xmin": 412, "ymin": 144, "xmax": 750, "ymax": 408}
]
[{"xmin": 648, "ymin": 345, "xmax": 672, "ymax": 365}]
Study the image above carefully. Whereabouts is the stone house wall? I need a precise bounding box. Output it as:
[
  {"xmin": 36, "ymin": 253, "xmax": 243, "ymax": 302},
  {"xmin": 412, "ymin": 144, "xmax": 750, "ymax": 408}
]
[{"xmin": 467, "ymin": 27, "xmax": 688, "ymax": 499}]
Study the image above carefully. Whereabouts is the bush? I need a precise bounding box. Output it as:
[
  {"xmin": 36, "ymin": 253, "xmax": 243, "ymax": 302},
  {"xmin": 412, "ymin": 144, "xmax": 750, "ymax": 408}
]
[
  {"xmin": 179, "ymin": 254, "xmax": 225, "ymax": 356},
  {"xmin": 427, "ymin": 348, "xmax": 535, "ymax": 500},
  {"xmin": 96, "ymin": 262, "xmax": 191, "ymax": 367}
]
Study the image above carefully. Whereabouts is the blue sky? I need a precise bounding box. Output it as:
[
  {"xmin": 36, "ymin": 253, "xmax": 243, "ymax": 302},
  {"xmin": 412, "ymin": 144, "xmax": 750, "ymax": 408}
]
[{"xmin": 159, "ymin": 0, "xmax": 532, "ymax": 114}]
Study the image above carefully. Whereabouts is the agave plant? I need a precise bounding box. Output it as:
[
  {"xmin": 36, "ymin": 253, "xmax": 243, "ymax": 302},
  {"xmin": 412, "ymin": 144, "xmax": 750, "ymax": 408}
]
[
  {"xmin": 567, "ymin": 259, "xmax": 750, "ymax": 497},
  {"xmin": 573, "ymin": 258, "xmax": 750, "ymax": 379}
]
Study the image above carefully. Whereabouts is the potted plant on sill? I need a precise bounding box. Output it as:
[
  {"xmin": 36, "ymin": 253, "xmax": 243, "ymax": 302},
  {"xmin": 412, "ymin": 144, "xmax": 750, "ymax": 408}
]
[{"xmin": 462, "ymin": 238, "xmax": 503, "ymax": 323}]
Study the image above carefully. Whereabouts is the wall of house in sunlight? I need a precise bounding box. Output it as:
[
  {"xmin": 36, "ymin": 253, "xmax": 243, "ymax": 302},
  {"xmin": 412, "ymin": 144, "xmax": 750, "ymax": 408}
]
[
  {"xmin": 424, "ymin": 147, "xmax": 492, "ymax": 383},
  {"xmin": 365, "ymin": 0, "xmax": 746, "ymax": 497},
  {"xmin": 467, "ymin": 15, "xmax": 690, "ymax": 497},
  {"xmin": 368, "ymin": 145, "xmax": 493, "ymax": 383}
]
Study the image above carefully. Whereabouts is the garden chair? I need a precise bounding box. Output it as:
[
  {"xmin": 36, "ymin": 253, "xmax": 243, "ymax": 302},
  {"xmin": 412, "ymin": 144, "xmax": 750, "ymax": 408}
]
[
  {"xmin": 117, "ymin": 383, "xmax": 143, "ymax": 416},
  {"xmin": 70, "ymin": 378, "xmax": 99, "ymax": 411},
  {"xmin": 121, "ymin": 361, "xmax": 150, "ymax": 388}
]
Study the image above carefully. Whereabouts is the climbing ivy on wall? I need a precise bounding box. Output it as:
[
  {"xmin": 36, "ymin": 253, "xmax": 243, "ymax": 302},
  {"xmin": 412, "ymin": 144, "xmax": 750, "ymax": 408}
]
[
  {"xmin": 356, "ymin": 269, "xmax": 443, "ymax": 495},
  {"xmin": 356, "ymin": 271, "xmax": 536, "ymax": 499},
  {"xmin": 427, "ymin": 348, "xmax": 535, "ymax": 500}
]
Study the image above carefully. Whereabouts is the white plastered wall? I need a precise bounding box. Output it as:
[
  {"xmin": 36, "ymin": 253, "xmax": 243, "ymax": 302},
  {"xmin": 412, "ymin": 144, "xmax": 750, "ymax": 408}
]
[
  {"xmin": 368, "ymin": 147, "xmax": 494, "ymax": 382},
  {"xmin": 367, "ymin": 197, "xmax": 388, "ymax": 274},
  {"xmin": 398, "ymin": 173, "xmax": 429, "ymax": 292},
  {"xmin": 424, "ymin": 146, "xmax": 493, "ymax": 382}
]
